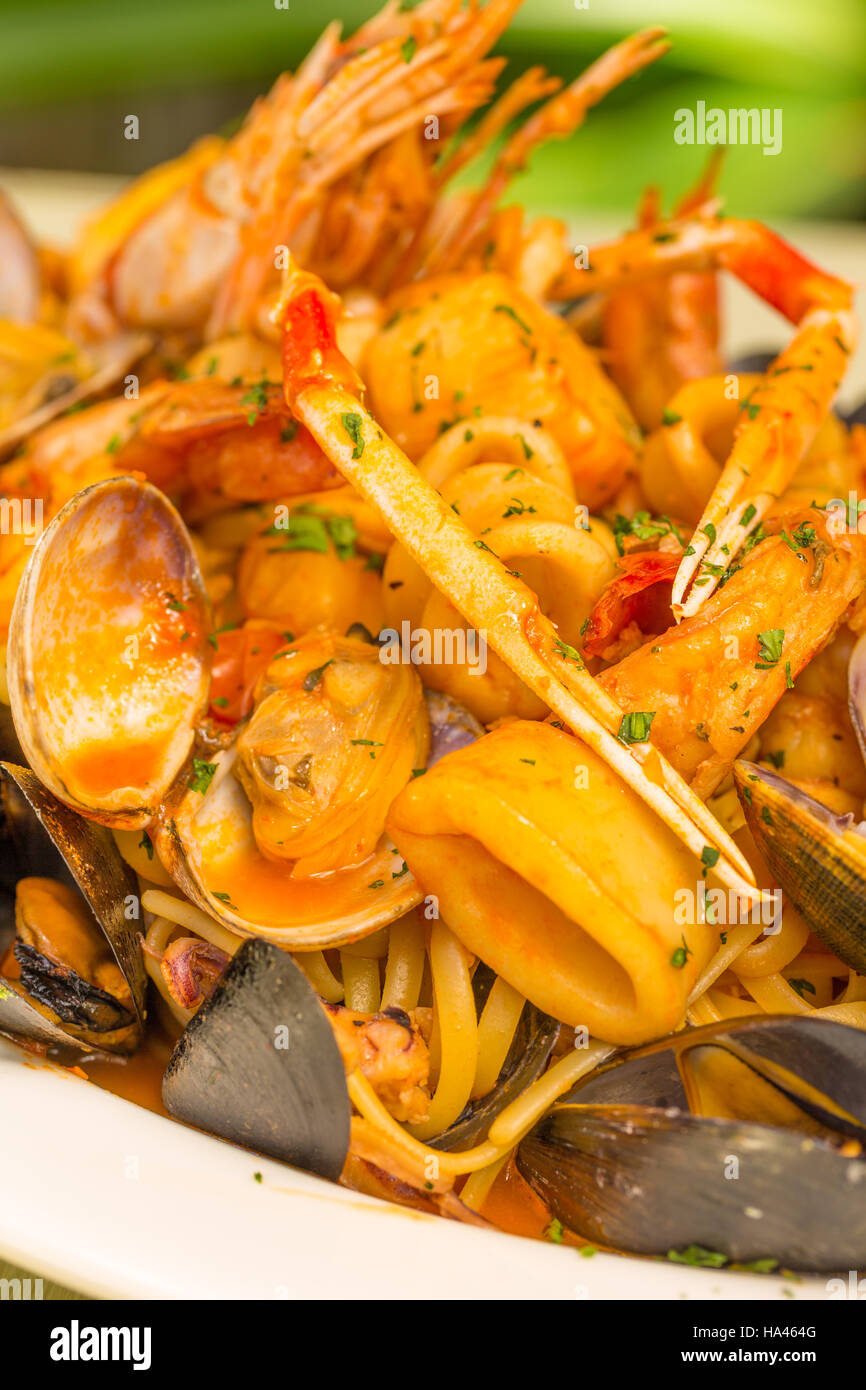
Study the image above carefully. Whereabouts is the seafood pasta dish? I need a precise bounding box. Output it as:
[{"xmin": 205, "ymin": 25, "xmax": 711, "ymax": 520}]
[{"xmin": 2, "ymin": 0, "xmax": 866, "ymax": 1274}]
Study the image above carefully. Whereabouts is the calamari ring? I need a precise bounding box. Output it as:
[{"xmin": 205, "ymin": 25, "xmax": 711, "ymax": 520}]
[
  {"xmin": 418, "ymin": 416, "xmax": 575, "ymax": 496},
  {"xmin": 388, "ymin": 720, "xmax": 713, "ymax": 1045},
  {"xmin": 383, "ymin": 456, "xmax": 615, "ymax": 719},
  {"xmin": 641, "ymin": 375, "xmax": 855, "ymax": 526}
]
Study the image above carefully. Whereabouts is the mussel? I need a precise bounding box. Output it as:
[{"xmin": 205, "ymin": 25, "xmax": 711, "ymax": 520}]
[
  {"xmin": 161, "ymin": 938, "xmax": 557, "ymax": 1189},
  {"xmin": 162, "ymin": 937, "xmax": 351, "ymax": 1180},
  {"xmin": 734, "ymin": 758, "xmax": 866, "ymax": 973},
  {"xmin": 518, "ymin": 1014, "xmax": 866, "ymax": 1270},
  {"xmin": 0, "ymin": 762, "xmax": 146, "ymax": 1055}
]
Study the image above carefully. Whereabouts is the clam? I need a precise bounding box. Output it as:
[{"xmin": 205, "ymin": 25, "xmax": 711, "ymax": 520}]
[
  {"xmin": 518, "ymin": 1015, "xmax": 866, "ymax": 1269},
  {"xmin": 424, "ymin": 690, "xmax": 485, "ymax": 768},
  {"xmin": 7, "ymin": 476, "xmax": 425, "ymax": 949},
  {"xmin": 0, "ymin": 762, "xmax": 146, "ymax": 1055},
  {"xmin": 162, "ymin": 937, "xmax": 351, "ymax": 1180},
  {"xmin": 0, "ymin": 189, "xmax": 40, "ymax": 323},
  {"xmin": 0, "ymin": 332, "xmax": 152, "ymax": 458},
  {"xmin": 8, "ymin": 475, "xmax": 212, "ymax": 828},
  {"xmin": 733, "ymin": 758, "xmax": 866, "ymax": 973}
]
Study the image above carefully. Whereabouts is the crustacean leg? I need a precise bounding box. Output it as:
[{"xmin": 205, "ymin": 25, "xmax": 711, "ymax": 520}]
[
  {"xmin": 275, "ymin": 259, "xmax": 759, "ymax": 902},
  {"xmin": 548, "ymin": 215, "xmax": 857, "ymax": 618},
  {"xmin": 411, "ymin": 26, "xmax": 670, "ymax": 281}
]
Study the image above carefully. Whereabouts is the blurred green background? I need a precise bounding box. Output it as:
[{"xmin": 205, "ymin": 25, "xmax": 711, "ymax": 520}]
[{"xmin": 0, "ymin": 0, "xmax": 863, "ymax": 220}]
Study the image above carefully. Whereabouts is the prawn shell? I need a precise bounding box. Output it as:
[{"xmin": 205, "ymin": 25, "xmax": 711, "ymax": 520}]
[
  {"xmin": 0, "ymin": 762, "xmax": 147, "ymax": 1054},
  {"xmin": 734, "ymin": 759, "xmax": 866, "ymax": 974},
  {"xmin": 162, "ymin": 936, "xmax": 350, "ymax": 1181}
]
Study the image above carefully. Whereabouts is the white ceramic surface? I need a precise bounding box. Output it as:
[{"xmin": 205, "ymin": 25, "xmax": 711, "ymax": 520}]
[{"xmin": 0, "ymin": 1038, "xmax": 829, "ymax": 1301}]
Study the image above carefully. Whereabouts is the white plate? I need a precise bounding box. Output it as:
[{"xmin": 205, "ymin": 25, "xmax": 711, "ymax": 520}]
[
  {"xmin": 1, "ymin": 174, "xmax": 859, "ymax": 1302},
  {"xmin": 0, "ymin": 1038, "xmax": 828, "ymax": 1301}
]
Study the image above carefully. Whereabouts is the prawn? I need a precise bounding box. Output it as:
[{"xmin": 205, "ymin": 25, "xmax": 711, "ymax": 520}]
[{"xmin": 548, "ymin": 214, "xmax": 857, "ymax": 616}]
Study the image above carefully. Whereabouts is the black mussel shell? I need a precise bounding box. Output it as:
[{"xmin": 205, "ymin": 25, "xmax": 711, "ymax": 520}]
[
  {"xmin": 0, "ymin": 762, "xmax": 146, "ymax": 1054},
  {"xmin": 727, "ymin": 349, "xmax": 779, "ymax": 376},
  {"xmin": 431, "ymin": 964, "xmax": 559, "ymax": 1152},
  {"xmin": 518, "ymin": 1015, "xmax": 866, "ymax": 1268},
  {"xmin": 566, "ymin": 1015, "xmax": 866, "ymax": 1140},
  {"xmin": 519, "ymin": 1104, "xmax": 866, "ymax": 1270},
  {"xmin": 14, "ymin": 941, "xmax": 136, "ymax": 1033},
  {"xmin": 735, "ymin": 759, "xmax": 866, "ymax": 976},
  {"xmin": 163, "ymin": 937, "xmax": 351, "ymax": 1181}
]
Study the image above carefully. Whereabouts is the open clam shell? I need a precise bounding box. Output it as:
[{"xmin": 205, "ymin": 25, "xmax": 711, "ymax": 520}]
[
  {"xmin": 163, "ymin": 937, "xmax": 350, "ymax": 1180},
  {"xmin": 518, "ymin": 1015, "xmax": 866, "ymax": 1268},
  {"xmin": 155, "ymin": 744, "xmax": 423, "ymax": 950},
  {"xmin": 152, "ymin": 686, "xmax": 481, "ymax": 953},
  {"xmin": 0, "ymin": 333, "xmax": 152, "ymax": 459},
  {"xmin": 0, "ymin": 762, "xmax": 147, "ymax": 1054},
  {"xmin": 7, "ymin": 476, "xmax": 212, "ymax": 829},
  {"xmin": 734, "ymin": 758, "xmax": 866, "ymax": 973}
]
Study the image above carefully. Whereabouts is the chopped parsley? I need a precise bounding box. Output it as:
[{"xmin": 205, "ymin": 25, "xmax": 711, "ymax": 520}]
[
  {"xmin": 670, "ymin": 935, "xmax": 692, "ymax": 969},
  {"xmin": 755, "ymin": 629, "xmax": 784, "ymax": 670},
  {"xmin": 241, "ymin": 376, "xmax": 273, "ymax": 424},
  {"xmin": 787, "ymin": 978, "xmax": 816, "ymax": 999},
  {"xmin": 618, "ymin": 710, "xmax": 655, "ymax": 744},
  {"xmin": 667, "ymin": 1245, "xmax": 726, "ymax": 1268},
  {"xmin": 189, "ymin": 759, "xmax": 217, "ymax": 795},
  {"xmin": 208, "ymin": 621, "xmax": 238, "ymax": 649},
  {"xmin": 493, "ymin": 303, "xmax": 532, "ymax": 335},
  {"xmin": 612, "ymin": 511, "xmax": 683, "ymax": 556},
  {"xmin": 554, "ymin": 638, "xmax": 585, "ymax": 667},
  {"xmin": 341, "ymin": 412, "xmax": 366, "ymax": 459},
  {"xmin": 268, "ymin": 506, "xmax": 359, "ymax": 561}
]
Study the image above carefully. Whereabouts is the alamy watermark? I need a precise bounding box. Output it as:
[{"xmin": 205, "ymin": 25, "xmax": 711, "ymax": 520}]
[
  {"xmin": 675, "ymin": 881, "xmax": 783, "ymax": 933},
  {"xmin": 674, "ymin": 101, "xmax": 782, "ymax": 156},
  {"xmin": 0, "ymin": 496, "xmax": 43, "ymax": 544},
  {"xmin": 379, "ymin": 621, "xmax": 488, "ymax": 675}
]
